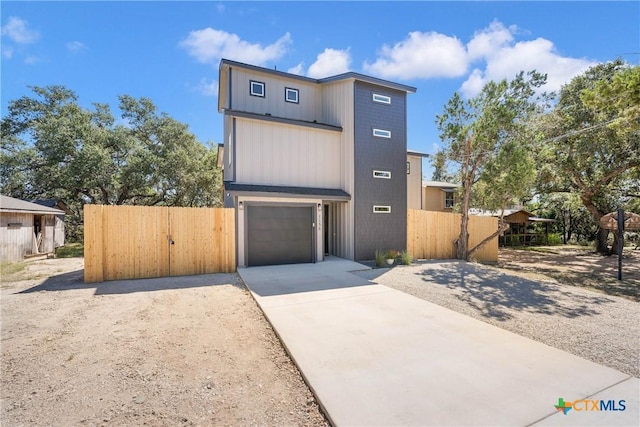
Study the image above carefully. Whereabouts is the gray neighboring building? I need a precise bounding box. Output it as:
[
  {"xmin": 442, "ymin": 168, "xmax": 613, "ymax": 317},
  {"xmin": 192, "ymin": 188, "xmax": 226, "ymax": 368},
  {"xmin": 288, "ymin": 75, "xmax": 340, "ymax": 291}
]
[{"xmin": 217, "ymin": 59, "xmax": 416, "ymax": 267}]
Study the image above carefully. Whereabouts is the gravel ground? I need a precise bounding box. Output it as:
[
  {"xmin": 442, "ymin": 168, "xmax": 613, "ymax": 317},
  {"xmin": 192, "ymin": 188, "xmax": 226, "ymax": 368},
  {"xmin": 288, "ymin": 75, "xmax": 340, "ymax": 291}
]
[
  {"xmin": 1, "ymin": 258, "xmax": 328, "ymax": 426},
  {"xmin": 354, "ymin": 261, "xmax": 640, "ymax": 378}
]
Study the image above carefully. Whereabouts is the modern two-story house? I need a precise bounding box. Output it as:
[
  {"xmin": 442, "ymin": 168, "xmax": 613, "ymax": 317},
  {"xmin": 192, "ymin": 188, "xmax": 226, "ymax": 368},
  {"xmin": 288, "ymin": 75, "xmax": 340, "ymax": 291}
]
[{"xmin": 217, "ymin": 59, "xmax": 416, "ymax": 267}]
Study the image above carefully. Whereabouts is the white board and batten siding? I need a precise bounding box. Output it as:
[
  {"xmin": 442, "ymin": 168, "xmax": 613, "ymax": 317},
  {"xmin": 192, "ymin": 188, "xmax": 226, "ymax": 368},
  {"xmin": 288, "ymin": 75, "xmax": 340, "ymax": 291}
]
[
  {"xmin": 1, "ymin": 212, "xmax": 34, "ymax": 263},
  {"xmin": 321, "ymin": 80, "xmax": 356, "ymax": 260},
  {"xmin": 229, "ymin": 68, "xmax": 322, "ymax": 121},
  {"xmin": 234, "ymin": 118, "xmax": 342, "ymax": 188}
]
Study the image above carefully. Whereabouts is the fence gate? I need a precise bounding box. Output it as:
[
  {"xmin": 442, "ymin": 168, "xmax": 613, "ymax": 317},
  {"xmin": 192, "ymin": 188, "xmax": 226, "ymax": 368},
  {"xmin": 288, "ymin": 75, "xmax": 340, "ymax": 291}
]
[{"xmin": 84, "ymin": 205, "xmax": 235, "ymax": 283}]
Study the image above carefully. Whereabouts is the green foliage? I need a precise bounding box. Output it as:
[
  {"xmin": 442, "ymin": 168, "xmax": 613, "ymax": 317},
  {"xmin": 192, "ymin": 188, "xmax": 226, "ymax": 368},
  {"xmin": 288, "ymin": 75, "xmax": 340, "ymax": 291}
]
[
  {"xmin": 534, "ymin": 192, "xmax": 597, "ymax": 245},
  {"xmin": 55, "ymin": 243, "xmax": 84, "ymax": 258},
  {"xmin": 546, "ymin": 233, "xmax": 563, "ymax": 245},
  {"xmin": 399, "ymin": 250, "xmax": 412, "ymax": 265},
  {"xmin": 436, "ymin": 71, "xmax": 550, "ymax": 260},
  {"xmin": 430, "ymin": 150, "xmax": 455, "ymax": 182},
  {"xmin": 1, "ymin": 86, "xmax": 223, "ymax": 240},
  {"xmin": 385, "ymin": 249, "xmax": 399, "ymax": 259},
  {"xmin": 535, "ymin": 60, "xmax": 640, "ymax": 253},
  {"xmin": 0, "ymin": 262, "xmax": 27, "ymax": 276},
  {"xmin": 581, "ymin": 65, "xmax": 640, "ymax": 136},
  {"xmin": 374, "ymin": 249, "xmax": 387, "ymax": 267}
]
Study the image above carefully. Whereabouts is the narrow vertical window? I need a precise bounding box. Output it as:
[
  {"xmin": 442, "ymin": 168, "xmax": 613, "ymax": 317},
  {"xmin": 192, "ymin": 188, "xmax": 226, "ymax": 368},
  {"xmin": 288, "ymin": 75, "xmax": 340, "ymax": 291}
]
[
  {"xmin": 285, "ymin": 87, "xmax": 299, "ymax": 103},
  {"xmin": 250, "ymin": 80, "xmax": 265, "ymax": 97},
  {"xmin": 407, "ymin": 162, "xmax": 411, "ymax": 174}
]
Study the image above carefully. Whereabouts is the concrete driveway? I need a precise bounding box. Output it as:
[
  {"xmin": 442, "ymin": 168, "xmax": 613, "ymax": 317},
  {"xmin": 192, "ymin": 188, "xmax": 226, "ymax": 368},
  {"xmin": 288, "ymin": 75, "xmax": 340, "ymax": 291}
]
[{"xmin": 238, "ymin": 259, "xmax": 639, "ymax": 426}]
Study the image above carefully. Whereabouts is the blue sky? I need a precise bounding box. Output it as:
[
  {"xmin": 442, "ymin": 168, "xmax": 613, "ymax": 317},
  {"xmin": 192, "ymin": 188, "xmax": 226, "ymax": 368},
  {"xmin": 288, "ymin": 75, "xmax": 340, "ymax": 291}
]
[{"xmin": 2, "ymin": 1, "xmax": 638, "ymax": 178}]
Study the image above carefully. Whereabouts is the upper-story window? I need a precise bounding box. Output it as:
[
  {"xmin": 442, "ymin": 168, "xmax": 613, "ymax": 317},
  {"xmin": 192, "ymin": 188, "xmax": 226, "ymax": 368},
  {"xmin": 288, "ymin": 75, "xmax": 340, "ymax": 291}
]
[
  {"xmin": 445, "ymin": 191, "xmax": 455, "ymax": 209},
  {"xmin": 285, "ymin": 87, "xmax": 299, "ymax": 104},
  {"xmin": 373, "ymin": 128, "xmax": 391, "ymax": 139},
  {"xmin": 407, "ymin": 162, "xmax": 411, "ymax": 174},
  {"xmin": 373, "ymin": 170, "xmax": 391, "ymax": 179},
  {"xmin": 250, "ymin": 80, "xmax": 265, "ymax": 97},
  {"xmin": 373, "ymin": 205, "xmax": 392, "ymax": 213},
  {"xmin": 372, "ymin": 93, "xmax": 391, "ymax": 105}
]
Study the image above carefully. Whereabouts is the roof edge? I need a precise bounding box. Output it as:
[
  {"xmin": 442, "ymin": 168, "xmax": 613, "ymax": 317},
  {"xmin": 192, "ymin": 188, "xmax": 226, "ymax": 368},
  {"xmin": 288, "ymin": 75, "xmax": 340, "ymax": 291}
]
[{"xmin": 219, "ymin": 58, "xmax": 417, "ymax": 93}]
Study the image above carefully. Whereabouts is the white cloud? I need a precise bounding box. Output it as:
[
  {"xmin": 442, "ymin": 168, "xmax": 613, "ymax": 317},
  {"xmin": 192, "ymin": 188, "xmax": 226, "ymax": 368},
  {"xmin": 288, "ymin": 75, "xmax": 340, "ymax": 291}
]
[
  {"xmin": 66, "ymin": 41, "xmax": 87, "ymax": 53},
  {"xmin": 466, "ymin": 20, "xmax": 515, "ymax": 62},
  {"xmin": 287, "ymin": 63, "xmax": 305, "ymax": 76},
  {"xmin": 307, "ymin": 48, "xmax": 351, "ymax": 78},
  {"xmin": 363, "ymin": 20, "xmax": 595, "ymax": 98},
  {"xmin": 197, "ymin": 78, "xmax": 219, "ymax": 97},
  {"xmin": 460, "ymin": 35, "xmax": 596, "ymax": 97},
  {"xmin": 2, "ymin": 46, "xmax": 13, "ymax": 59},
  {"xmin": 179, "ymin": 28, "xmax": 291, "ymax": 66},
  {"xmin": 363, "ymin": 31, "xmax": 468, "ymax": 79},
  {"xmin": 1, "ymin": 16, "xmax": 39, "ymax": 44}
]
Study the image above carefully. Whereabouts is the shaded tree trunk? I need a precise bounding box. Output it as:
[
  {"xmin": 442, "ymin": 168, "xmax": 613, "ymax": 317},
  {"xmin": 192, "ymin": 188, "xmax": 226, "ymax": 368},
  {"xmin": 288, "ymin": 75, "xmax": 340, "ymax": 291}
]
[
  {"xmin": 595, "ymin": 228, "xmax": 610, "ymax": 254},
  {"xmin": 582, "ymin": 195, "xmax": 611, "ymax": 255}
]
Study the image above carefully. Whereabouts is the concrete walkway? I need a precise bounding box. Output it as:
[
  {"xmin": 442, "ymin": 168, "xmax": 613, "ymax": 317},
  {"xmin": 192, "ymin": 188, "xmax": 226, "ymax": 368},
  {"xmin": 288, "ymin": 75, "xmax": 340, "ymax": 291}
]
[{"xmin": 238, "ymin": 259, "xmax": 639, "ymax": 426}]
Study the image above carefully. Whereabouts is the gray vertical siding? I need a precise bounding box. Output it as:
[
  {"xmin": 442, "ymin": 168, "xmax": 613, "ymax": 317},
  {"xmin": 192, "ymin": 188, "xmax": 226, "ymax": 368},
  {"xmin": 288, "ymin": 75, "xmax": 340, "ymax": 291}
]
[{"xmin": 353, "ymin": 82, "xmax": 407, "ymax": 260}]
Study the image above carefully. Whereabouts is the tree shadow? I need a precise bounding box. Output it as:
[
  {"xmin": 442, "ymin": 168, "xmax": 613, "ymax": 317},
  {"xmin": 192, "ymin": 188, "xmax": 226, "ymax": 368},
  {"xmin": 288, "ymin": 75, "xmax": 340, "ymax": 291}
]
[
  {"xmin": 500, "ymin": 250, "xmax": 640, "ymax": 300},
  {"xmin": 17, "ymin": 269, "xmax": 244, "ymax": 295},
  {"xmin": 415, "ymin": 261, "xmax": 615, "ymax": 321}
]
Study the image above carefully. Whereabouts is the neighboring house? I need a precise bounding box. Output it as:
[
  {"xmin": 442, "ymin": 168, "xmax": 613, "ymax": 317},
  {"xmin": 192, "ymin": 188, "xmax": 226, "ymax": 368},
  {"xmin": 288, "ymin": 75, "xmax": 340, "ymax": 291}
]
[
  {"xmin": 31, "ymin": 199, "xmax": 71, "ymax": 249},
  {"xmin": 422, "ymin": 181, "xmax": 458, "ymax": 211},
  {"xmin": 407, "ymin": 150, "xmax": 428, "ymax": 210},
  {"xmin": 217, "ymin": 59, "xmax": 416, "ymax": 267},
  {"xmin": 0, "ymin": 195, "xmax": 66, "ymax": 263},
  {"xmin": 470, "ymin": 208, "xmax": 555, "ymax": 246}
]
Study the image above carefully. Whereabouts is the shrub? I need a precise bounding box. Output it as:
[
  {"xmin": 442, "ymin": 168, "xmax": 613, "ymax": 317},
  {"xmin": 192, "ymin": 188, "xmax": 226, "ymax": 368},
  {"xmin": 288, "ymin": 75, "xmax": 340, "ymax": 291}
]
[
  {"xmin": 374, "ymin": 249, "xmax": 386, "ymax": 267},
  {"xmin": 547, "ymin": 233, "xmax": 563, "ymax": 245},
  {"xmin": 399, "ymin": 250, "xmax": 412, "ymax": 265},
  {"xmin": 385, "ymin": 249, "xmax": 399, "ymax": 259}
]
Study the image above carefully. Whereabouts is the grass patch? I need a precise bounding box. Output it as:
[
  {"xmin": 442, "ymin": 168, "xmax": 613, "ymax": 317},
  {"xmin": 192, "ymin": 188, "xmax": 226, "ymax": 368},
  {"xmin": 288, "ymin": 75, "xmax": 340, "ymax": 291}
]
[
  {"xmin": 56, "ymin": 243, "xmax": 84, "ymax": 258},
  {"xmin": 0, "ymin": 262, "xmax": 27, "ymax": 276}
]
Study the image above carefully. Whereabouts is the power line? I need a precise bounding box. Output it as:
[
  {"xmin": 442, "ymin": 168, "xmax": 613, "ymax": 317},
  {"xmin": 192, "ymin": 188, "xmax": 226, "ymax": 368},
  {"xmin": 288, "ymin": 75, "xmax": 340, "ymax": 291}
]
[{"xmin": 538, "ymin": 118, "xmax": 620, "ymax": 144}]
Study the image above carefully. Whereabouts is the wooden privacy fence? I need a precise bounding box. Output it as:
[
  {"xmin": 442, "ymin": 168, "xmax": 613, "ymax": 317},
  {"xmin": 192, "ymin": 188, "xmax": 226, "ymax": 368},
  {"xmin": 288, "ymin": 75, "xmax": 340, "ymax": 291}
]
[
  {"xmin": 407, "ymin": 209, "xmax": 498, "ymax": 262},
  {"xmin": 84, "ymin": 205, "xmax": 235, "ymax": 283}
]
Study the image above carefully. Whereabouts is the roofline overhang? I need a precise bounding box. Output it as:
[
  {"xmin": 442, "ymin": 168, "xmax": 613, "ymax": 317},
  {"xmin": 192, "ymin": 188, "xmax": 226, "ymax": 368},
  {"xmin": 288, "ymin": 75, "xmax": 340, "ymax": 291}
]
[
  {"xmin": 218, "ymin": 58, "xmax": 417, "ymax": 94},
  {"xmin": 224, "ymin": 109, "xmax": 342, "ymax": 132},
  {"xmin": 407, "ymin": 150, "xmax": 429, "ymax": 157},
  {"xmin": 1, "ymin": 208, "xmax": 65, "ymax": 215},
  {"xmin": 224, "ymin": 182, "xmax": 351, "ymax": 201}
]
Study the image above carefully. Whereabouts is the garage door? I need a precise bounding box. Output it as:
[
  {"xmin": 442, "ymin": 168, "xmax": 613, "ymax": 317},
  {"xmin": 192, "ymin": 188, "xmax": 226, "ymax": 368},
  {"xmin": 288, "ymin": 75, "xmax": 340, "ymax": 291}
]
[{"xmin": 247, "ymin": 206, "xmax": 314, "ymax": 266}]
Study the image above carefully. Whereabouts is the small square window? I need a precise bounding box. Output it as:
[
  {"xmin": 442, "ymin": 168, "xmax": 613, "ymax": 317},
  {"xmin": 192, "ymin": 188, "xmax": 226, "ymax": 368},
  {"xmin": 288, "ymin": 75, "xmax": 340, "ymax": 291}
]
[
  {"xmin": 372, "ymin": 93, "xmax": 391, "ymax": 104},
  {"xmin": 373, "ymin": 170, "xmax": 391, "ymax": 179},
  {"xmin": 250, "ymin": 80, "xmax": 265, "ymax": 97},
  {"xmin": 373, "ymin": 205, "xmax": 391, "ymax": 213},
  {"xmin": 285, "ymin": 87, "xmax": 299, "ymax": 103},
  {"xmin": 373, "ymin": 128, "xmax": 391, "ymax": 139}
]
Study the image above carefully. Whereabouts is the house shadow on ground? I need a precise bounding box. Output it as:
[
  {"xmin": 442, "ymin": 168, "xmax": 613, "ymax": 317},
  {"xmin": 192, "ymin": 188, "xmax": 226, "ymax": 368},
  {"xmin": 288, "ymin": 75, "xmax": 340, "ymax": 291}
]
[
  {"xmin": 18, "ymin": 269, "xmax": 244, "ymax": 296},
  {"xmin": 410, "ymin": 260, "xmax": 616, "ymax": 321}
]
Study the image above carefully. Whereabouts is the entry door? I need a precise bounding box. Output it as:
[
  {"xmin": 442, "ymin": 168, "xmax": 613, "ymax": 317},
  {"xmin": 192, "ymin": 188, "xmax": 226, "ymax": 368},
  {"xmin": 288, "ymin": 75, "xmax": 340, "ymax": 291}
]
[{"xmin": 247, "ymin": 206, "xmax": 314, "ymax": 266}]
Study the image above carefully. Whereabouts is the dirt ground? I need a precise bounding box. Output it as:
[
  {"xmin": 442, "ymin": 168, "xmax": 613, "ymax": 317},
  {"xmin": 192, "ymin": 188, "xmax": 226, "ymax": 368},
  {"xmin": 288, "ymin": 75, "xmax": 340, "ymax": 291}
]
[
  {"xmin": 498, "ymin": 246, "xmax": 640, "ymax": 300},
  {"xmin": 0, "ymin": 258, "xmax": 328, "ymax": 426}
]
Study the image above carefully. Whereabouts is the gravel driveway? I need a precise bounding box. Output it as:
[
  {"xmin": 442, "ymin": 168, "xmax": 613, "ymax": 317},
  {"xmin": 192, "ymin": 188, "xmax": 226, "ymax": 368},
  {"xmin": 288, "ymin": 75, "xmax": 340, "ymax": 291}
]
[{"xmin": 354, "ymin": 261, "xmax": 639, "ymax": 378}]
